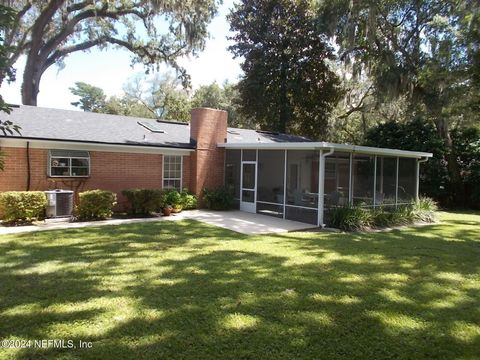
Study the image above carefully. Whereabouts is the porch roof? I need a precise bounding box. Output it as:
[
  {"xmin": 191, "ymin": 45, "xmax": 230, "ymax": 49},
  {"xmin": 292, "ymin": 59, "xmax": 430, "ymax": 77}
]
[{"xmin": 218, "ymin": 141, "xmax": 433, "ymax": 159}]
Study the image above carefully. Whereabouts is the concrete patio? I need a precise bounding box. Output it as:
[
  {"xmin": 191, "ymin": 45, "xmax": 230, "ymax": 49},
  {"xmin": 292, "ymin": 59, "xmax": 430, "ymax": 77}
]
[
  {"xmin": 0, "ymin": 210, "xmax": 317, "ymax": 236},
  {"xmin": 185, "ymin": 210, "xmax": 317, "ymax": 234}
]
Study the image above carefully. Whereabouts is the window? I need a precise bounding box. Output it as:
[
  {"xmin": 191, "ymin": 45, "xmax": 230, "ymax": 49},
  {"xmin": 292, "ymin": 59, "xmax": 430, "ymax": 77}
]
[
  {"xmin": 225, "ymin": 150, "xmax": 241, "ymax": 201},
  {"xmin": 163, "ymin": 155, "xmax": 182, "ymax": 190},
  {"xmin": 49, "ymin": 150, "xmax": 90, "ymax": 177}
]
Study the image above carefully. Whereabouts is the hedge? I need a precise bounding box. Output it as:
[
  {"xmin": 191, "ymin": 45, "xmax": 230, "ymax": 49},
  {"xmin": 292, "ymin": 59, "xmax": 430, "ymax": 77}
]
[
  {"xmin": 328, "ymin": 197, "xmax": 437, "ymax": 231},
  {"xmin": 202, "ymin": 187, "xmax": 233, "ymax": 210},
  {"xmin": 0, "ymin": 191, "xmax": 47, "ymax": 224},
  {"xmin": 122, "ymin": 189, "xmax": 163, "ymax": 215},
  {"xmin": 76, "ymin": 190, "xmax": 117, "ymax": 221}
]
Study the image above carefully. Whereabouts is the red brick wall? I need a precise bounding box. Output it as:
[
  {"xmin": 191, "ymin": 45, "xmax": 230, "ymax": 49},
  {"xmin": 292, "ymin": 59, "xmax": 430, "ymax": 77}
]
[
  {"xmin": 0, "ymin": 146, "xmax": 193, "ymax": 209},
  {"xmin": 189, "ymin": 108, "xmax": 228, "ymax": 204}
]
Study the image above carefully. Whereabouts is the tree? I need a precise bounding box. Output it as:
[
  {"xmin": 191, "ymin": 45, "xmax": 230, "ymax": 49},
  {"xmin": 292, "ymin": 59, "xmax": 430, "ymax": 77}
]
[
  {"xmin": 228, "ymin": 0, "xmax": 342, "ymax": 139},
  {"xmin": 70, "ymin": 82, "xmax": 106, "ymax": 112},
  {"xmin": 192, "ymin": 81, "xmax": 255, "ymax": 128},
  {"xmin": 123, "ymin": 72, "xmax": 191, "ymax": 121},
  {"xmin": 318, "ymin": 0, "xmax": 480, "ymax": 202},
  {"xmin": 70, "ymin": 73, "xmax": 191, "ymax": 121},
  {"xmin": 0, "ymin": 4, "xmax": 20, "ymax": 170},
  {"xmin": 2, "ymin": 0, "xmax": 219, "ymax": 106}
]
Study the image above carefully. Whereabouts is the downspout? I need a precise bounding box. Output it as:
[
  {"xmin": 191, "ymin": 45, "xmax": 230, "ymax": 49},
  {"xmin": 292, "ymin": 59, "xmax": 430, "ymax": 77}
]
[
  {"xmin": 317, "ymin": 147, "xmax": 334, "ymax": 228},
  {"xmin": 26, "ymin": 141, "xmax": 31, "ymax": 191},
  {"xmin": 415, "ymin": 157, "xmax": 429, "ymax": 201}
]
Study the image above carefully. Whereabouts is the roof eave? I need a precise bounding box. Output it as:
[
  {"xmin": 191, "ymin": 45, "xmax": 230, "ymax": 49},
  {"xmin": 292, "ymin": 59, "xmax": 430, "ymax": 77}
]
[
  {"xmin": 0, "ymin": 136, "xmax": 195, "ymax": 154},
  {"xmin": 218, "ymin": 142, "xmax": 433, "ymax": 158}
]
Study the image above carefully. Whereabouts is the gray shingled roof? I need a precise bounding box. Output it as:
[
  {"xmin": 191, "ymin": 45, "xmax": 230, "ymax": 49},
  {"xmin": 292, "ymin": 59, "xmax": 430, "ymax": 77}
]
[{"xmin": 0, "ymin": 105, "xmax": 312, "ymax": 148}]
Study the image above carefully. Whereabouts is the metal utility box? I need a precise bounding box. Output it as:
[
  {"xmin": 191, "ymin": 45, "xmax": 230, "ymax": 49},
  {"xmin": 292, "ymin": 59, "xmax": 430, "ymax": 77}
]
[{"xmin": 45, "ymin": 190, "xmax": 74, "ymax": 218}]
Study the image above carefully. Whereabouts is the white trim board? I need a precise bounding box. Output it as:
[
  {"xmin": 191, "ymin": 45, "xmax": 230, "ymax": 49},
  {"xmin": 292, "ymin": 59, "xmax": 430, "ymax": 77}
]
[
  {"xmin": 219, "ymin": 142, "xmax": 433, "ymax": 159},
  {"xmin": 0, "ymin": 138, "xmax": 193, "ymax": 155}
]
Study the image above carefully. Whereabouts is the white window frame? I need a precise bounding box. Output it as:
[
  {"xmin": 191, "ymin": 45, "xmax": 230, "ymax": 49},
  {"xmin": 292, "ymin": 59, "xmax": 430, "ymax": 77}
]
[
  {"xmin": 162, "ymin": 155, "xmax": 183, "ymax": 191},
  {"xmin": 48, "ymin": 150, "xmax": 90, "ymax": 178}
]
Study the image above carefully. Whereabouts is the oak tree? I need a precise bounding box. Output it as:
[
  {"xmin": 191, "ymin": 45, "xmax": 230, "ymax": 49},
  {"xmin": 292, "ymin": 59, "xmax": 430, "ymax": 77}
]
[{"xmin": 2, "ymin": 0, "xmax": 219, "ymax": 105}]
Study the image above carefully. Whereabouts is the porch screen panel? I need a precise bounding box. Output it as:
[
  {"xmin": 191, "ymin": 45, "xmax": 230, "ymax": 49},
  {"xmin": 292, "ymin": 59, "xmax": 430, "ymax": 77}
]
[
  {"xmin": 257, "ymin": 150, "xmax": 285, "ymax": 204},
  {"xmin": 375, "ymin": 156, "xmax": 397, "ymax": 206},
  {"xmin": 285, "ymin": 207, "xmax": 318, "ymax": 225},
  {"xmin": 324, "ymin": 152, "xmax": 350, "ymax": 209},
  {"xmin": 285, "ymin": 150, "xmax": 319, "ymax": 225},
  {"xmin": 398, "ymin": 158, "xmax": 416, "ymax": 204},
  {"xmin": 286, "ymin": 150, "xmax": 319, "ymax": 208},
  {"xmin": 352, "ymin": 154, "xmax": 375, "ymax": 206},
  {"xmin": 257, "ymin": 150, "xmax": 285, "ymax": 218},
  {"xmin": 225, "ymin": 150, "xmax": 241, "ymax": 208}
]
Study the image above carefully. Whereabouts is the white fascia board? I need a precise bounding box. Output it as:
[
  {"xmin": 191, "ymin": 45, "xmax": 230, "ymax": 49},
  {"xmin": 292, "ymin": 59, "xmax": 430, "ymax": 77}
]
[
  {"xmin": 0, "ymin": 137, "xmax": 194, "ymax": 155},
  {"xmin": 218, "ymin": 142, "xmax": 433, "ymax": 158}
]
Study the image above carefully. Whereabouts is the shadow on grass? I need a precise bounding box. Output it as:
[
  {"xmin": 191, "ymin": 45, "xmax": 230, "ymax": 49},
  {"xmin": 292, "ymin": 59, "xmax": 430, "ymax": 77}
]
[{"xmin": 0, "ymin": 216, "xmax": 479, "ymax": 359}]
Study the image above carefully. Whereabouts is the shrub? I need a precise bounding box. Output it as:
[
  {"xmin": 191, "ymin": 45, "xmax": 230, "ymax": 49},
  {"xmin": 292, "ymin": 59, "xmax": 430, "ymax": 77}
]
[
  {"xmin": 163, "ymin": 190, "xmax": 183, "ymax": 210},
  {"xmin": 331, "ymin": 199, "xmax": 437, "ymax": 231},
  {"xmin": 203, "ymin": 187, "xmax": 233, "ymax": 210},
  {"xmin": 412, "ymin": 197, "xmax": 437, "ymax": 223},
  {"xmin": 329, "ymin": 205, "xmax": 373, "ymax": 231},
  {"xmin": 180, "ymin": 190, "xmax": 197, "ymax": 210},
  {"xmin": 0, "ymin": 191, "xmax": 47, "ymax": 224},
  {"xmin": 122, "ymin": 189, "xmax": 163, "ymax": 216},
  {"xmin": 76, "ymin": 190, "xmax": 117, "ymax": 221}
]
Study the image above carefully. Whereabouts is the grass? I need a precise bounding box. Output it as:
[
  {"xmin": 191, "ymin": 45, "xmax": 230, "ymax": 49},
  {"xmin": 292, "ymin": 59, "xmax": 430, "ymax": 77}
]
[{"xmin": 0, "ymin": 211, "xmax": 479, "ymax": 359}]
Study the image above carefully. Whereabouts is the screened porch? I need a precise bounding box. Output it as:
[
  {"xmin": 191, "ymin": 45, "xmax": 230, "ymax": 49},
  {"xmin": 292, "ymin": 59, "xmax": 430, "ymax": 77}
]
[{"xmin": 223, "ymin": 144, "xmax": 432, "ymax": 227}]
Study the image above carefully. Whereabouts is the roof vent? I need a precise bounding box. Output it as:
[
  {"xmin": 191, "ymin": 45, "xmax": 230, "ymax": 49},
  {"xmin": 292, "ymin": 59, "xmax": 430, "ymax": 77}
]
[
  {"xmin": 227, "ymin": 129, "xmax": 241, "ymax": 135},
  {"xmin": 138, "ymin": 121, "xmax": 167, "ymax": 133}
]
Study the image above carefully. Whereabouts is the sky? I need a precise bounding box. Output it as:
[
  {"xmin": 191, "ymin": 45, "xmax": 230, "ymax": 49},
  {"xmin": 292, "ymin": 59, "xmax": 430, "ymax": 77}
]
[{"xmin": 0, "ymin": 0, "xmax": 242, "ymax": 111}]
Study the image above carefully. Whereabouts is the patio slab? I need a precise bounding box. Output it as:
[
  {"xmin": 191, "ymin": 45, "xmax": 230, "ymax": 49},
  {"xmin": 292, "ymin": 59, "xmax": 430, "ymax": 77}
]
[
  {"xmin": 0, "ymin": 210, "xmax": 317, "ymax": 236},
  {"xmin": 183, "ymin": 210, "xmax": 318, "ymax": 234}
]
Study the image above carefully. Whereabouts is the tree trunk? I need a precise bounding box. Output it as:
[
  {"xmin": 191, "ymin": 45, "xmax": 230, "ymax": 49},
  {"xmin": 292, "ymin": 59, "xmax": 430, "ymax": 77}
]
[
  {"xmin": 434, "ymin": 116, "xmax": 465, "ymax": 207},
  {"xmin": 21, "ymin": 59, "xmax": 42, "ymax": 106},
  {"xmin": 278, "ymin": 61, "xmax": 288, "ymax": 133}
]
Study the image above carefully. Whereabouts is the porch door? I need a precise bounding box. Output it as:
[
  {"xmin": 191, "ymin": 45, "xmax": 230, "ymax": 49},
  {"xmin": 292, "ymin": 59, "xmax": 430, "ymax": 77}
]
[{"xmin": 240, "ymin": 161, "xmax": 257, "ymax": 213}]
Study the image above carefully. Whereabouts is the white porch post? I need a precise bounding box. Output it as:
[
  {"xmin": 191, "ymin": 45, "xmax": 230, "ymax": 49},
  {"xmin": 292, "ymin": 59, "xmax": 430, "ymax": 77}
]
[
  {"xmin": 283, "ymin": 149, "xmax": 287, "ymax": 219},
  {"xmin": 317, "ymin": 150, "xmax": 324, "ymax": 227},
  {"xmin": 373, "ymin": 155, "xmax": 377, "ymax": 208},
  {"xmin": 318, "ymin": 148, "xmax": 334, "ymax": 227},
  {"xmin": 416, "ymin": 157, "xmax": 429, "ymax": 201},
  {"xmin": 349, "ymin": 153, "xmax": 353, "ymax": 205},
  {"xmin": 395, "ymin": 156, "xmax": 399, "ymax": 207}
]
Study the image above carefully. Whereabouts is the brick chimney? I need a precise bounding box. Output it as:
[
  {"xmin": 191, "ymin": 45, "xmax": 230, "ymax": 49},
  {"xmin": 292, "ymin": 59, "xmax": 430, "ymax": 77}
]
[{"xmin": 189, "ymin": 108, "xmax": 228, "ymax": 204}]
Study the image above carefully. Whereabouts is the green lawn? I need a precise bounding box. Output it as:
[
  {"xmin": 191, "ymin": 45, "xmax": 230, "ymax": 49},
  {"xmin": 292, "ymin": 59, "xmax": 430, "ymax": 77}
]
[{"xmin": 0, "ymin": 212, "xmax": 479, "ymax": 359}]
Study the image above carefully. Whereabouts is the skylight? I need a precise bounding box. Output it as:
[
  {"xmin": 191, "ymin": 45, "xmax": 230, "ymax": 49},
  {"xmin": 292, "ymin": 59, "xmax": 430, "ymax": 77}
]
[{"xmin": 137, "ymin": 121, "xmax": 167, "ymax": 133}]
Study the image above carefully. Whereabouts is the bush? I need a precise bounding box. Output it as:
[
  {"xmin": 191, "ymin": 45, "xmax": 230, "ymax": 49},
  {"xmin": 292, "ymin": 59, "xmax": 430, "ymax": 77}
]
[
  {"xmin": 203, "ymin": 187, "xmax": 233, "ymax": 210},
  {"xmin": 329, "ymin": 205, "xmax": 373, "ymax": 231},
  {"xmin": 162, "ymin": 190, "xmax": 182, "ymax": 208},
  {"xmin": 122, "ymin": 189, "xmax": 163, "ymax": 216},
  {"xmin": 76, "ymin": 190, "xmax": 117, "ymax": 221},
  {"xmin": 330, "ymin": 198, "xmax": 437, "ymax": 231},
  {"xmin": 180, "ymin": 190, "xmax": 197, "ymax": 210},
  {"xmin": 412, "ymin": 197, "xmax": 437, "ymax": 223},
  {"xmin": 0, "ymin": 191, "xmax": 47, "ymax": 224}
]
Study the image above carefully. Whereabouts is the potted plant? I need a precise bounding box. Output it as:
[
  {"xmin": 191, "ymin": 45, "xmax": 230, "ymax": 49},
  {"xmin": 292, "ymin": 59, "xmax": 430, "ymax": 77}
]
[
  {"xmin": 166, "ymin": 190, "xmax": 183, "ymax": 213},
  {"xmin": 162, "ymin": 204, "xmax": 172, "ymax": 216}
]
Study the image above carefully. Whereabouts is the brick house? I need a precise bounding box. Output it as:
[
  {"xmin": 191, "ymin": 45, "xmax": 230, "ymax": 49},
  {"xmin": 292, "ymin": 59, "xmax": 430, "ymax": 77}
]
[{"xmin": 0, "ymin": 105, "xmax": 432, "ymax": 226}]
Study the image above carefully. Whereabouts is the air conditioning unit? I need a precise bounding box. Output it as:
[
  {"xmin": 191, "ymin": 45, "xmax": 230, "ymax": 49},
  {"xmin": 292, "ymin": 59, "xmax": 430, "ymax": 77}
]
[{"xmin": 45, "ymin": 190, "xmax": 74, "ymax": 218}]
